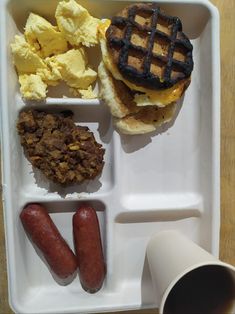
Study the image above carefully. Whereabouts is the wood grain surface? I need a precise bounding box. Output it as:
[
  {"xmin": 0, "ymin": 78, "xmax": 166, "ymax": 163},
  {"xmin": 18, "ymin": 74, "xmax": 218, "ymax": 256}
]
[{"xmin": 0, "ymin": 1, "xmax": 234, "ymax": 313}]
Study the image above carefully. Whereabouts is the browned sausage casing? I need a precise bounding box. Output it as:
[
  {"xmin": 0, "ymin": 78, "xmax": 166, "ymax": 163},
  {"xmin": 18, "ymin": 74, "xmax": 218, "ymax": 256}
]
[
  {"xmin": 73, "ymin": 206, "xmax": 106, "ymax": 293},
  {"xmin": 20, "ymin": 203, "xmax": 77, "ymax": 279}
]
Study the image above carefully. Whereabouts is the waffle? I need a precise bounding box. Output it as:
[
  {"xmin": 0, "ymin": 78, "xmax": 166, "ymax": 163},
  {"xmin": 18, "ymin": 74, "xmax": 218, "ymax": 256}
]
[
  {"xmin": 98, "ymin": 61, "xmax": 138, "ymax": 118},
  {"xmin": 98, "ymin": 61, "xmax": 176, "ymax": 134},
  {"xmin": 106, "ymin": 3, "xmax": 193, "ymax": 90}
]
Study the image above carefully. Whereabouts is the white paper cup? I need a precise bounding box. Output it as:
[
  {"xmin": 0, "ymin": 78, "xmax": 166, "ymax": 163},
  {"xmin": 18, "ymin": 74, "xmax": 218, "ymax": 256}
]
[{"xmin": 146, "ymin": 230, "xmax": 235, "ymax": 314}]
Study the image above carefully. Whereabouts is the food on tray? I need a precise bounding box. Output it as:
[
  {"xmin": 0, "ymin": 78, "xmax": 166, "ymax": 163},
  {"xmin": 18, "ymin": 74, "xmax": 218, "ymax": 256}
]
[
  {"xmin": 98, "ymin": 3, "xmax": 193, "ymax": 134},
  {"xmin": 11, "ymin": 35, "xmax": 47, "ymax": 74},
  {"xmin": 98, "ymin": 61, "xmax": 176, "ymax": 134},
  {"xmin": 105, "ymin": 3, "xmax": 193, "ymax": 94},
  {"xmin": 44, "ymin": 49, "xmax": 97, "ymax": 90},
  {"xmin": 20, "ymin": 203, "xmax": 78, "ymax": 280},
  {"xmin": 73, "ymin": 85, "xmax": 97, "ymax": 99},
  {"xmin": 19, "ymin": 74, "xmax": 47, "ymax": 100},
  {"xmin": 17, "ymin": 110, "xmax": 105, "ymax": 185},
  {"xmin": 10, "ymin": 1, "xmax": 100, "ymax": 100},
  {"xmin": 24, "ymin": 13, "xmax": 68, "ymax": 58},
  {"xmin": 73, "ymin": 206, "xmax": 106, "ymax": 293},
  {"xmin": 55, "ymin": 0, "xmax": 101, "ymax": 47}
]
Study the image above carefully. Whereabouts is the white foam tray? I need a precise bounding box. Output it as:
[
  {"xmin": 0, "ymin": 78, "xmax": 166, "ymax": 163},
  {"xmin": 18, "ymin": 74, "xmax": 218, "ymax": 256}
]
[{"xmin": 0, "ymin": 0, "xmax": 220, "ymax": 313}]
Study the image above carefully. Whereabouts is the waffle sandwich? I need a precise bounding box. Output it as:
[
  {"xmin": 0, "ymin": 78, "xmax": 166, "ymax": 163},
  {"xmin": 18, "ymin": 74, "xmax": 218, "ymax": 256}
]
[{"xmin": 98, "ymin": 3, "xmax": 193, "ymax": 135}]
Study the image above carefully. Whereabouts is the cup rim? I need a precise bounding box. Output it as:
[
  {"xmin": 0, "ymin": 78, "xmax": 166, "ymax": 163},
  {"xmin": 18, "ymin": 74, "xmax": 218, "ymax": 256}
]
[{"xmin": 159, "ymin": 261, "xmax": 235, "ymax": 314}]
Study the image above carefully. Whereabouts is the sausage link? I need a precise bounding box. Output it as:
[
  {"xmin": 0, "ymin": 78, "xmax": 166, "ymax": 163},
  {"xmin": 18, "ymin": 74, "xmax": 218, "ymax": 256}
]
[
  {"xmin": 20, "ymin": 203, "xmax": 77, "ymax": 279},
  {"xmin": 73, "ymin": 206, "xmax": 106, "ymax": 293}
]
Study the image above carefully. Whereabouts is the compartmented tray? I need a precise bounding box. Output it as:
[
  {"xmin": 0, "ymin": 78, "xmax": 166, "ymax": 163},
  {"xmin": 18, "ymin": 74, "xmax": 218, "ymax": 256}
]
[{"xmin": 0, "ymin": 0, "xmax": 220, "ymax": 313}]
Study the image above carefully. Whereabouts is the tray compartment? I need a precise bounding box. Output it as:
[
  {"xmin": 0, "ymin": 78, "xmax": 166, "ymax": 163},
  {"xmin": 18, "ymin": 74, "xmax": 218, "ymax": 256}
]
[
  {"xmin": 6, "ymin": 0, "xmax": 213, "ymax": 103},
  {"xmin": 112, "ymin": 217, "xmax": 201, "ymax": 306},
  {"xmin": 13, "ymin": 200, "xmax": 107, "ymax": 312},
  {"xmin": 14, "ymin": 104, "xmax": 116, "ymax": 199}
]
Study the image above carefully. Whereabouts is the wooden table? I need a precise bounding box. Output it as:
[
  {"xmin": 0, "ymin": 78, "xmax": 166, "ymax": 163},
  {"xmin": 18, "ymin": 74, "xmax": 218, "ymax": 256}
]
[{"xmin": 0, "ymin": 1, "xmax": 234, "ymax": 313}]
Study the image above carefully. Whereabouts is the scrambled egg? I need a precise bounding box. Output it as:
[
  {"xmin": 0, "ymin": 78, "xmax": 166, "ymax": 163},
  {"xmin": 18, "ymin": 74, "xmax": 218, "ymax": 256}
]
[
  {"xmin": 46, "ymin": 49, "xmax": 97, "ymax": 90},
  {"xmin": 11, "ymin": 1, "xmax": 100, "ymax": 100},
  {"xmin": 24, "ymin": 13, "xmax": 68, "ymax": 58},
  {"xmin": 98, "ymin": 20, "xmax": 187, "ymax": 107},
  {"xmin": 70, "ymin": 85, "xmax": 97, "ymax": 99},
  {"xmin": 36, "ymin": 64, "xmax": 62, "ymax": 87},
  {"xmin": 19, "ymin": 74, "xmax": 47, "ymax": 100},
  {"xmin": 55, "ymin": 0, "xmax": 101, "ymax": 47},
  {"xmin": 11, "ymin": 35, "xmax": 47, "ymax": 74}
]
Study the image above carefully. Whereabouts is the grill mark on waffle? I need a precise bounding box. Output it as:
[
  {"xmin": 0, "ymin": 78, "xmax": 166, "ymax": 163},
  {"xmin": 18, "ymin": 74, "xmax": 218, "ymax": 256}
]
[
  {"xmin": 143, "ymin": 5, "xmax": 159, "ymax": 74},
  {"xmin": 164, "ymin": 18, "xmax": 181, "ymax": 81},
  {"xmin": 106, "ymin": 4, "xmax": 193, "ymax": 90},
  {"xmin": 120, "ymin": 5, "xmax": 137, "ymax": 67}
]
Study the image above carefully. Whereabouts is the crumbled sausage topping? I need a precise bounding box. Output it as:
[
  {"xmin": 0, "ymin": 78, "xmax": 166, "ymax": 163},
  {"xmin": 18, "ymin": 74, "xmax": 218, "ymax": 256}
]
[{"xmin": 17, "ymin": 110, "xmax": 105, "ymax": 185}]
